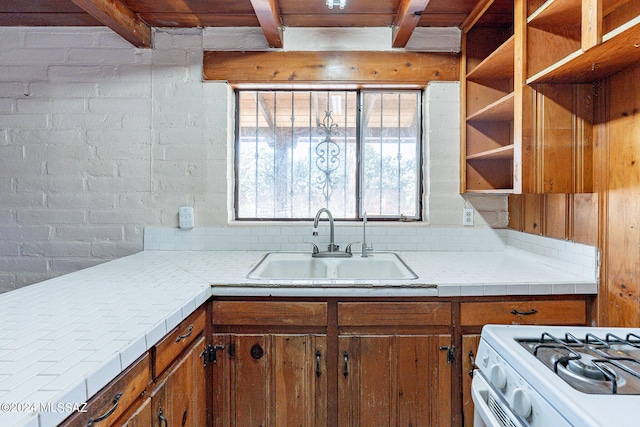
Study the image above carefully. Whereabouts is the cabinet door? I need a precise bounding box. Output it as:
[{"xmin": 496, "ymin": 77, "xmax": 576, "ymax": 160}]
[
  {"xmin": 119, "ymin": 397, "xmax": 151, "ymax": 427},
  {"xmin": 212, "ymin": 333, "xmax": 327, "ymax": 427},
  {"xmin": 151, "ymin": 336, "xmax": 207, "ymax": 427},
  {"xmin": 461, "ymin": 334, "xmax": 481, "ymax": 427},
  {"xmin": 338, "ymin": 334, "xmax": 452, "ymax": 427}
]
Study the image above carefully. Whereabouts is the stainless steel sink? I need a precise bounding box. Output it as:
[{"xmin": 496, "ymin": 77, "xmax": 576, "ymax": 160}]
[{"xmin": 247, "ymin": 252, "xmax": 418, "ymax": 280}]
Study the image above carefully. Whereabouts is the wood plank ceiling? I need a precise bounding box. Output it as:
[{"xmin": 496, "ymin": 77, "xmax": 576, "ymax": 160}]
[{"xmin": 0, "ymin": 0, "xmax": 492, "ymax": 49}]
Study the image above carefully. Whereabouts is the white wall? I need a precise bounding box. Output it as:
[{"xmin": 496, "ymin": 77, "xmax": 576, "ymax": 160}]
[{"xmin": 0, "ymin": 27, "xmax": 506, "ymax": 292}]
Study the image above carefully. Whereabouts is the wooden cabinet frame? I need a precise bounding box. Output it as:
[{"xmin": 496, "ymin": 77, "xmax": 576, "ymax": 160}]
[
  {"xmin": 210, "ymin": 294, "xmax": 593, "ymax": 427},
  {"xmin": 60, "ymin": 294, "xmax": 594, "ymax": 427},
  {"xmin": 60, "ymin": 305, "xmax": 211, "ymax": 427}
]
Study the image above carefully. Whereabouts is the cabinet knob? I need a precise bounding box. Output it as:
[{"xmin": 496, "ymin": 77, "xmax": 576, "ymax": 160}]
[{"xmin": 251, "ymin": 343, "xmax": 264, "ymax": 360}]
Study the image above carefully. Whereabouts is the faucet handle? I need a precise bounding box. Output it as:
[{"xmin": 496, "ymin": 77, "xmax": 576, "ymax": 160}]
[
  {"xmin": 306, "ymin": 242, "xmax": 319, "ymax": 254},
  {"xmin": 345, "ymin": 242, "xmax": 360, "ymax": 255}
]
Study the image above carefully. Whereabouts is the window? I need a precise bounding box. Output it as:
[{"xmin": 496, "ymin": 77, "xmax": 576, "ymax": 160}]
[{"xmin": 235, "ymin": 89, "xmax": 422, "ymax": 220}]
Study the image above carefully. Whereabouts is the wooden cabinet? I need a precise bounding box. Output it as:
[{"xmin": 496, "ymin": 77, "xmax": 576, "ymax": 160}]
[
  {"xmin": 60, "ymin": 305, "xmax": 210, "ymax": 427},
  {"xmin": 59, "ymin": 295, "xmax": 595, "ymax": 427},
  {"xmin": 337, "ymin": 334, "xmax": 452, "ymax": 426},
  {"xmin": 59, "ymin": 354, "xmax": 151, "ymax": 427},
  {"xmin": 337, "ymin": 302, "xmax": 453, "ymax": 427},
  {"xmin": 151, "ymin": 336, "xmax": 207, "ymax": 427},
  {"xmin": 211, "ymin": 301, "xmax": 328, "ymax": 426},
  {"xmin": 119, "ymin": 398, "xmax": 151, "ymax": 427},
  {"xmin": 211, "ymin": 300, "xmax": 454, "ymax": 426},
  {"xmin": 211, "ymin": 333, "xmax": 327, "ymax": 426},
  {"xmin": 461, "ymin": 334, "xmax": 481, "ymax": 427}
]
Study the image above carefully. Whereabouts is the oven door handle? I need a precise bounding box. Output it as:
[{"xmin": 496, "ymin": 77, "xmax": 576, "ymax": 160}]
[{"xmin": 472, "ymin": 373, "xmax": 524, "ymax": 427}]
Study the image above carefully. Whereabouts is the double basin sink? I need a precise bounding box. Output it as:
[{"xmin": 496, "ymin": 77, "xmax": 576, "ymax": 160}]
[{"xmin": 247, "ymin": 252, "xmax": 418, "ymax": 281}]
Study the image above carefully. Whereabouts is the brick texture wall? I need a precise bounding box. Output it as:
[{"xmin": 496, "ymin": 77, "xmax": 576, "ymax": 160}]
[{"xmin": 0, "ymin": 27, "xmax": 506, "ymax": 292}]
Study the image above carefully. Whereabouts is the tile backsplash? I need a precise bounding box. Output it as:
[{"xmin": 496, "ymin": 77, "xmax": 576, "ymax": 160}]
[
  {"xmin": 144, "ymin": 226, "xmax": 599, "ymax": 281},
  {"xmin": 144, "ymin": 226, "xmax": 508, "ymax": 252}
]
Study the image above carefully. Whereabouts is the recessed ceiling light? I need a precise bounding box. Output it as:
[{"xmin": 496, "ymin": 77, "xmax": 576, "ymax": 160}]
[{"xmin": 326, "ymin": 0, "xmax": 347, "ymax": 10}]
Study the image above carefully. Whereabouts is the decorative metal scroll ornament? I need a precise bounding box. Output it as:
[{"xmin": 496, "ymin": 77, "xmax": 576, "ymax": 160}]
[{"xmin": 316, "ymin": 111, "xmax": 341, "ymax": 203}]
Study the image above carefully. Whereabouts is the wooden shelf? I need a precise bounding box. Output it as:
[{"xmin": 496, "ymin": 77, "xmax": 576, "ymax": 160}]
[
  {"xmin": 466, "ymin": 36, "xmax": 515, "ymax": 82},
  {"xmin": 466, "ymin": 92, "xmax": 515, "ymax": 121},
  {"xmin": 465, "ymin": 188, "xmax": 515, "ymax": 194},
  {"xmin": 528, "ymin": 0, "xmax": 581, "ymax": 27},
  {"xmin": 467, "ymin": 144, "xmax": 515, "ymax": 160},
  {"xmin": 529, "ymin": 0, "xmax": 632, "ymax": 26},
  {"xmin": 527, "ymin": 15, "xmax": 640, "ymax": 83}
]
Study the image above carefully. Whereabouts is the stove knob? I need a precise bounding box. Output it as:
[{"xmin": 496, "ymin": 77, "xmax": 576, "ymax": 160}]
[
  {"xmin": 512, "ymin": 388, "xmax": 532, "ymax": 418},
  {"xmin": 489, "ymin": 365, "xmax": 507, "ymax": 390}
]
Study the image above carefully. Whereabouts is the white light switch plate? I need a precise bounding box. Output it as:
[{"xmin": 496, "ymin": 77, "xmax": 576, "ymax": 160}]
[{"xmin": 179, "ymin": 207, "xmax": 194, "ymax": 229}]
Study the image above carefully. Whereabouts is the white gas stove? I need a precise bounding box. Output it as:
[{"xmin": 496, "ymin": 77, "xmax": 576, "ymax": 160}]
[{"xmin": 472, "ymin": 325, "xmax": 640, "ymax": 427}]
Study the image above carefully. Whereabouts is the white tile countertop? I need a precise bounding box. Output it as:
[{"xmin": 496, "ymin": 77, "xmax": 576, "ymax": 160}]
[{"xmin": 0, "ymin": 242, "xmax": 598, "ymax": 427}]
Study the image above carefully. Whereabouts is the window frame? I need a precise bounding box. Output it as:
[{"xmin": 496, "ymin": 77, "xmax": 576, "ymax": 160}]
[{"xmin": 233, "ymin": 88, "xmax": 424, "ymax": 222}]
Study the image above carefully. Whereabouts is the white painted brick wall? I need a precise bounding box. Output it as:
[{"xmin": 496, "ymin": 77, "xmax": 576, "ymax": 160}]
[{"xmin": 0, "ymin": 27, "xmax": 507, "ymax": 293}]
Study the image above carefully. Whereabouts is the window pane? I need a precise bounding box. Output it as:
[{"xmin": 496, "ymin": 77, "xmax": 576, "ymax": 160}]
[
  {"xmin": 361, "ymin": 91, "xmax": 421, "ymax": 218},
  {"xmin": 236, "ymin": 91, "xmax": 358, "ymax": 219}
]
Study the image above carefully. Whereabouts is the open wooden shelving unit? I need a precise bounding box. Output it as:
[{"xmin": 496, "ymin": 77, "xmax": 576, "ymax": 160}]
[
  {"xmin": 527, "ymin": 0, "xmax": 640, "ymax": 83},
  {"xmin": 461, "ymin": 0, "xmax": 640, "ymax": 195},
  {"xmin": 461, "ymin": 0, "xmax": 516, "ymax": 193}
]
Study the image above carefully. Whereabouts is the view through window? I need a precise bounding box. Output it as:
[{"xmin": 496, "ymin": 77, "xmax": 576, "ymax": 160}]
[{"xmin": 235, "ymin": 90, "xmax": 422, "ymax": 220}]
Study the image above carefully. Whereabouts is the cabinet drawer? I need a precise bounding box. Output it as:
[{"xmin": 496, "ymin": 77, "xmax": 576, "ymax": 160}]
[
  {"xmin": 60, "ymin": 354, "xmax": 150, "ymax": 427},
  {"xmin": 154, "ymin": 308, "xmax": 206, "ymax": 377},
  {"xmin": 460, "ymin": 300, "xmax": 587, "ymax": 326},
  {"xmin": 212, "ymin": 301, "xmax": 327, "ymax": 326},
  {"xmin": 338, "ymin": 302, "xmax": 451, "ymax": 326}
]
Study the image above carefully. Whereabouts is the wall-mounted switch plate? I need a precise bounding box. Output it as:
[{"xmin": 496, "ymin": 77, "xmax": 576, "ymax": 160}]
[
  {"xmin": 463, "ymin": 208, "xmax": 474, "ymax": 226},
  {"xmin": 179, "ymin": 206, "xmax": 194, "ymax": 229}
]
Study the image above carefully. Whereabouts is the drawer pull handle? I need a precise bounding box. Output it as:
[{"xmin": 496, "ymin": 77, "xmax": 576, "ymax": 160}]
[
  {"xmin": 343, "ymin": 351, "xmax": 349, "ymax": 378},
  {"xmin": 468, "ymin": 350, "xmax": 476, "ymax": 378},
  {"xmin": 158, "ymin": 408, "xmax": 168, "ymax": 426},
  {"xmin": 175, "ymin": 324, "xmax": 194, "ymax": 342},
  {"xmin": 511, "ymin": 309, "xmax": 538, "ymax": 316},
  {"xmin": 86, "ymin": 392, "xmax": 122, "ymax": 426},
  {"xmin": 316, "ymin": 350, "xmax": 322, "ymax": 378}
]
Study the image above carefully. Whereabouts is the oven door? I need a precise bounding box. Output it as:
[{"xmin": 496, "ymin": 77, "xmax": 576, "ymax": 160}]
[{"xmin": 471, "ymin": 371, "xmax": 524, "ymax": 427}]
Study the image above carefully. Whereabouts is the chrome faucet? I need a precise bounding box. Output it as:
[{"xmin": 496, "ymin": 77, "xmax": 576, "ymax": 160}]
[
  {"xmin": 313, "ymin": 208, "xmax": 339, "ymax": 253},
  {"xmin": 361, "ymin": 211, "xmax": 373, "ymax": 257},
  {"xmin": 311, "ymin": 208, "xmax": 355, "ymax": 258}
]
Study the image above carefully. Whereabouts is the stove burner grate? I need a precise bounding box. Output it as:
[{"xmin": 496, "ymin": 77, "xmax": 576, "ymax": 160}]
[{"xmin": 519, "ymin": 332, "xmax": 640, "ymax": 394}]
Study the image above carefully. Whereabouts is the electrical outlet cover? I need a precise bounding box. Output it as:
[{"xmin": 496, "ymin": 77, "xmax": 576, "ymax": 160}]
[{"xmin": 463, "ymin": 208, "xmax": 474, "ymax": 226}]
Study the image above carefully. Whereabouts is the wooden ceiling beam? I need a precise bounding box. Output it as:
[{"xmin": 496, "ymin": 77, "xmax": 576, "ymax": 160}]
[
  {"xmin": 203, "ymin": 51, "xmax": 459, "ymax": 85},
  {"xmin": 249, "ymin": 0, "xmax": 283, "ymax": 48},
  {"xmin": 392, "ymin": 0, "xmax": 431, "ymax": 48},
  {"xmin": 70, "ymin": 0, "xmax": 152, "ymax": 48}
]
